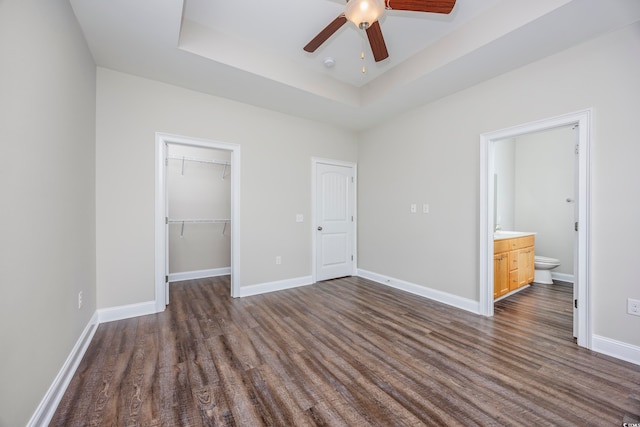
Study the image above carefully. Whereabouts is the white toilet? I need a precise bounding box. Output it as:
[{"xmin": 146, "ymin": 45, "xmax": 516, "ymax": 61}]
[{"xmin": 534, "ymin": 256, "xmax": 561, "ymax": 284}]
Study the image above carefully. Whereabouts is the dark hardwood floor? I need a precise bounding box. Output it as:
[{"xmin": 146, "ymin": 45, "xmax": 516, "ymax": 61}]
[{"xmin": 51, "ymin": 276, "xmax": 640, "ymax": 426}]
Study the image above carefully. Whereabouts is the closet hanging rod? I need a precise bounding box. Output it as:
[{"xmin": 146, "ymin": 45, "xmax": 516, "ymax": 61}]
[
  {"xmin": 167, "ymin": 154, "xmax": 230, "ymax": 166},
  {"xmin": 168, "ymin": 219, "xmax": 230, "ymax": 224}
]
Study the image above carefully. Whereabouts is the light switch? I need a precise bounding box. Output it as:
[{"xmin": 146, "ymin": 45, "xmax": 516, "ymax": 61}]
[
  {"xmin": 423, "ymin": 203, "xmax": 429, "ymax": 214},
  {"xmin": 296, "ymin": 214, "xmax": 304, "ymax": 222},
  {"xmin": 410, "ymin": 204, "xmax": 417, "ymax": 213}
]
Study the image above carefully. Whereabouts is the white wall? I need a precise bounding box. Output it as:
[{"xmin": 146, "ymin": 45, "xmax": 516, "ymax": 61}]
[
  {"xmin": 167, "ymin": 145, "xmax": 231, "ymax": 274},
  {"xmin": 0, "ymin": 1, "xmax": 97, "ymax": 426},
  {"xmin": 514, "ymin": 126, "xmax": 576, "ymax": 276},
  {"xmin": 96, "ymin": 68, "xmax": 358, "ymax": 308},
  {"xmin": 358, "ymin": 22, "xmax": 640, "ymax": 347}
]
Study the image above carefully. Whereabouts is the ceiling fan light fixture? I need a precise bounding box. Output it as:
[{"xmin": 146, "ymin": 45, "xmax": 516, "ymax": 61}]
[{"xmin": 344, "ymin": 0, "xmax": 385, "ymax": 30}]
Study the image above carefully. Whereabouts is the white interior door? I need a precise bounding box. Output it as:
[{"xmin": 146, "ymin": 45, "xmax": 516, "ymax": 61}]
[{"xmin": 315, "ymin": 162, "xmax": 355, "ymax": 281}]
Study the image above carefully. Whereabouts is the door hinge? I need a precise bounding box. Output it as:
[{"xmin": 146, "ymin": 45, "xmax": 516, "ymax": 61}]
[
  {"xmin": 351, "ymin": 216, "xmax": 354, "ymax": 222},
  {"xmin": 351, "ymin": 176, "xmax": 354, "ymax": 183},
  {"xmin": 351, "ymin": 255, "xmax": 354, "ymax": 261},
  {"xmin": 575, "ymin": 222, "xmax": 578, "ymax": 231},
  {"xmin": 165, "ymin": 275, "xmax": 169, "ymax": 283},
  {"xmin": 574, "ymin": 299, "xmax": 578, "ymax": 309},
  {"xmin": 575, "ymin": 145, "xmax": 579, "ymax": 155},
  {"xmin": 166, "ymin": 216, "xmax": 169, "ymax": 225}
]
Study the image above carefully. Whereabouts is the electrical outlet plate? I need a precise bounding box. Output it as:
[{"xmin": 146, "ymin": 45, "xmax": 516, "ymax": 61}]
[{"xmin": 628, "ymin": 298, "xmax": 640, "ymax": 316}]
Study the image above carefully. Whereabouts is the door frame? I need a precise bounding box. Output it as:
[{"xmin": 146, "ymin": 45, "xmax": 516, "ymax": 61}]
[
  {"xmin": 311, "ymin": 157, "xmax": 357, "ymax": 283},
  {"xmin": 479, "ymin": 109, "xmax": 592, "ymax": 349},
  {"xmin": 155, "ymin": 133, "xmax": 241, "ymax": 311}
]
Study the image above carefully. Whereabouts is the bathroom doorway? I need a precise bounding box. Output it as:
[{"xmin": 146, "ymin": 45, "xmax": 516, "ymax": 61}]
[
  {"xmin": 494, "ymin": 125, "xmax": 577, "ymax": 335},
  {"xmin": 479, "ymin": 110, "xmax": 592, "ymax": 349}
]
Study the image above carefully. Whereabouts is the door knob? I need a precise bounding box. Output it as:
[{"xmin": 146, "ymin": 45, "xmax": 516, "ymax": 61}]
[{"xmin": 317, "ymin": 226, "xmax": 323, "ymax": 231}]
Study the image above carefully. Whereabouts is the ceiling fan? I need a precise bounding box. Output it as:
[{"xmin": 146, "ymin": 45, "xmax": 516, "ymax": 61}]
[{"xmin": 303, "ymin": 0, "xmax": 456, "ymax": 62}]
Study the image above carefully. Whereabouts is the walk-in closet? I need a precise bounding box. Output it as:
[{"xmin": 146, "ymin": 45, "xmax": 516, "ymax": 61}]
[{"xmin": 166, "ymin": 143, "xmax": 231, "ymax": 285}]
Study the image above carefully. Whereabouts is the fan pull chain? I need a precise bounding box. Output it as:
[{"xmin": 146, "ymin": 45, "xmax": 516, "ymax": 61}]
[{"xmin": 361, "ymin": 37, "xmax": 366, "ymax": 74}]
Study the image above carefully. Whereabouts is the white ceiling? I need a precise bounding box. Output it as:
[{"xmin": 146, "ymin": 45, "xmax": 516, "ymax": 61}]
[{"xmin": 69, "ymin": 0, "xmax": 640, "ymax": 131}]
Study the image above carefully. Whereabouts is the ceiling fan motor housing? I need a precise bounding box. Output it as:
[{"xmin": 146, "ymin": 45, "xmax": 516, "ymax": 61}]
[
  {"xmin": 344, "ymin": 0, "xmax": 386, "ymax": 29},
  {"xmin": 304, "ymin": 0, "xmax": 456, "ymax": 63}
]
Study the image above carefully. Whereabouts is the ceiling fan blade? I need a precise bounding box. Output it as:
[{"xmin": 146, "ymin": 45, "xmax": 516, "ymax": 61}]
[
  {"xmin": 304, "ymin": 15, "xmax": 348, "ymax": 53},
  {"xmin": 385, "ymin": 0, "xmax": 456, "ymax": 14},
  {"xmin": 366, "ymin": 21, "xmax": 389, "ymax": 62}
]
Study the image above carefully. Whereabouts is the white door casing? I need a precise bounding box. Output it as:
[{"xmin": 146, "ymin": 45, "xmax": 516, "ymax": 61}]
[
  {"xmin": 155, "ymin": 133, "xmax": 241, "ymax": 311},
  {"xmin": 313, "ymin": 159, "xmax": 356, "ymax": 282},
  {"xmin": 479, "ymin": 109, "xmax": 591, "ymax": 349}
]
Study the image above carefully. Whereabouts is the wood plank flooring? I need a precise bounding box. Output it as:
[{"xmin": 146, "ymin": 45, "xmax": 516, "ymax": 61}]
[{"xmin": 50, "ymin": 277, "xmax": 640, "ymax": 426}]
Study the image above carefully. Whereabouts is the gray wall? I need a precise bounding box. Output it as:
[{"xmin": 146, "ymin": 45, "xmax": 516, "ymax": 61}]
[
  {"xmin": 95, "ymin": 68, "xmax": 359, "ymax": 308},
  {"xmin": 358, "ymin": 22, "xmax": 640, "ymax": 347},
  {"xmin": 0, "ymin": 1, "xmax": 97, "ymax": 425}
]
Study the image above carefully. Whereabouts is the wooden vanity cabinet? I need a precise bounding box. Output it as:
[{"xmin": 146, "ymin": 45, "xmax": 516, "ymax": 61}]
[
  {"xmin": 517, "ymin": 247, "xmax": 535, "ymax": 286},
  {"xmin": 493, "ymin": 253, "xmax": 509, "ymax": 299},
  {"xmin": 494, "ymin": 235, "xmax": 535, "ymax": 299}
]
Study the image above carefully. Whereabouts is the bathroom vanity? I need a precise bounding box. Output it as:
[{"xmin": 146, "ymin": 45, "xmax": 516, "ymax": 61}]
[{"xmin": 494, "ymin": 232, "xmax": 535, "ymax": 299}]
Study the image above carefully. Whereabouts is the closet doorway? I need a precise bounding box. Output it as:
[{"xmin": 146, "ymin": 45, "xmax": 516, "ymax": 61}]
[{"xmin": 155, "ymin": 133, "xmax": 240, "ymax": 310}]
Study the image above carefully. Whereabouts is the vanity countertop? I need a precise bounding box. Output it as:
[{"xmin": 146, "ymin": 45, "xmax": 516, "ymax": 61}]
[{"xmin": 493, "ymin": 231, "xmax": 536, "ymax": 241}]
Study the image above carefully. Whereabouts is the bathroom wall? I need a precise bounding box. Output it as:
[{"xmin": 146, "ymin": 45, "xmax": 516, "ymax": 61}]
[
  {"xmin": 494, "ymin": 139, "xmax": 516, "ymax": 231},
  {"xmin": 514, "ymin": 126, "xmax": 576, "ymax": 277}
]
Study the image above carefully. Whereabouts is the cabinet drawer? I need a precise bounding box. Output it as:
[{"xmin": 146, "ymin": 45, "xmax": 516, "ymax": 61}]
[
  {"xmin": 509, "ymin": 251, "xmax": 519, "ymax": 271},
  {"xmin": 509, "ymin": 270, "xmax": 520, "ymax": 291},
  {"xmin": 494, "ymin": 239, "xmax": 511, "ymax": 254},
  {"xmin": 508, "ymin": 235, "xmax": 535, "ymax": 250}
]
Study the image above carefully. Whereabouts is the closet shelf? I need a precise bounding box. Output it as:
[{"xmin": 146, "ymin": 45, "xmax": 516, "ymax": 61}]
[
  {"xmin": 168, "ymin": 219, "xmax": 231, "ymax": 237},
  {"xmin": 168, "ymin": 154, "xmax": 230, "ymax": 179}
]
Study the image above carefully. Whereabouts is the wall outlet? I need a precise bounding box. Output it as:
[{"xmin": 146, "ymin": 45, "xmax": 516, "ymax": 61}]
[
  {"xmin": 78, "ymin": 291, "xmax": 83, "ymax": 309},
  {"xmin": 410, "ymin": 204, "xmax": 417, "ymax": 213},
  {"xmin": 275, "ymin": 256, "xmax": 282, "ymax": 265},
  {"xmin": 423, "ymin": 203, "xmax": 430, "ymax": 214},
  {"xmin": 628, "ymin": 298, "xmax": 640, "ymax": 316}
]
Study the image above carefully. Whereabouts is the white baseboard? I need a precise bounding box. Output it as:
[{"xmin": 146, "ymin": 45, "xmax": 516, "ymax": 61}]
[
  {"xmin": 551, "ymin": 272, "xmax": 575, "ymax": 283},
  {"xmin": 357, "ymin": 269, "xmax": 480, "ymax": 314},
  {"xmin": 97, "ymin": 300, "xmax": 157, "ymax": 323},
  {"xmin": 27, "ymin": 311, "xmax": 99, "ymax": 427},
  {"xmin": 238, "ymin": 275, "xmax": 314, "ymax": 297},
  {"xmin": 592, "ymin": 335, "xmax": 640, "ymax": 366},
  {"xmin": 169, "ymin": 267, "xmax": 230, "ymax": 283}
]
